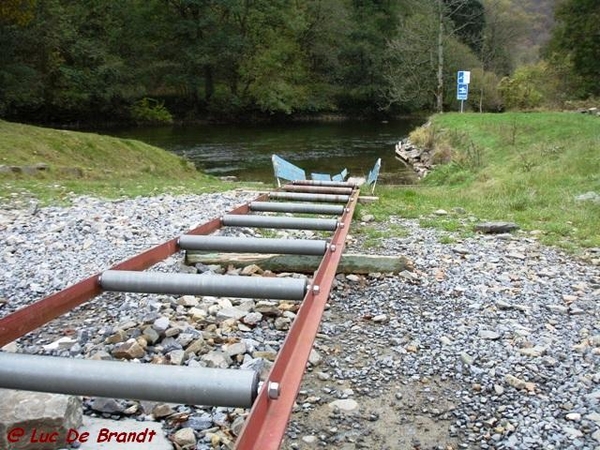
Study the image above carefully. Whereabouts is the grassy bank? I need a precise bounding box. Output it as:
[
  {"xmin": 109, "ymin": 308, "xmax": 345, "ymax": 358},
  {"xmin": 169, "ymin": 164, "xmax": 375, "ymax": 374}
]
[
  {"xmin": 0, "ymin": 120, "xmax": 232, "ymax": 203},
  {"xmin": 2, "ymin": 115, "xmax": 598, "ymax": 253},
  {"xmin": 363, "ymin": 112, "xmax": 599, "ymax": 251}
]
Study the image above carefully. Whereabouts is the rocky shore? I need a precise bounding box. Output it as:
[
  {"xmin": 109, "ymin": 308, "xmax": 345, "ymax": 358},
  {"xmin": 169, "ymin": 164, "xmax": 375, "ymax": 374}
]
[{"xmin": 1, "ymin": 193, "xmax": 599, "ymax": 449}]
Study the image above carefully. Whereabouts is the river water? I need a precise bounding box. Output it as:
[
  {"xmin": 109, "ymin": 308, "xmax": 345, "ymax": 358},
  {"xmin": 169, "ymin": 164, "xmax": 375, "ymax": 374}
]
[{"xmin": 105, "ymin": 118, "xmax": 423, "ymax": 184}]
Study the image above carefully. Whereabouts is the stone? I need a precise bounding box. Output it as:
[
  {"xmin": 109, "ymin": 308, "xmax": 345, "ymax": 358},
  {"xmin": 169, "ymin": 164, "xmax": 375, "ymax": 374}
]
[
  {"xmin": 242, "ymin": 312, "xmax": 263, "ymax": 326},
  {"xmin": 90, "ymin": 397, "xmax": 126, "ymax": 414},
  {"xmin": 42, "ymin": 337, "xmax": 78, "ymax": 351},
  {"xmin": 216, "ymin": 307, "xmax": 247, "ymax": 321},
  {"xmin": 328, "ymin": 399, "xmax": 359, "ymax": 412},
  {"xmin": 371, "ymin": 314, "xmax": 388, "ymax": 323},
  {"xmin": 142, "ymin": 326, "xmax": 160, "ymax": 344},
  {"xmin": 153, "ymin": 317, "xmax": 170, "ymax": 332},
  {"xmin": 505, "ymin": 374, "xmax": 535, "ymax": 392},
  {"xmin": 518, "ymin": 346, "xmax": 546, "ymax": 357},
  {"xmin": 361, "ymin": 214, "xmax": 375, "ymax": 223},
  {"xmin": 177, "ymin": 295, "xmax": 199, "ymax": 307},
  {"xmin": 231, "ymin": 416, "xmax": 246, "ymax": 436},
  {"xmin": 302, "ymin": 435, "xmax": 318, "ymax": 444},
  {"xmin": 566, "ymin": 412, "xmax": 581, "ymax": 422},
  {"xmin": 172, "ymin": 427, "xmax": 196, "ymax": 449},
  {"xmin": 474, "ymin": 222, "xmax": 519, "ymax": 234},
  {"xmin": 308, "ymin": 349, "xmax": 322, "ymax": 366},
  {"xmin": 188, "ymin": 307, "xmax": 207, "ymax": 321},
  {"xmin": 0, "ymin": 389, "xmax": 82, "ymax": 450},
  {"xmin": 478, "ymin": 330, "xmax": 501, "ymax": 340},
  {"xmin": 274, "ymin": 317, "xmax": 290, "ymax": 330},
  {"xmin": 434, "ymin": 209, "xmax": 448, "ymax": 216},
  {"xmin": 224, "ymin": 341, "xmax": 247, "ymax": 357},
  {"xmin": 241, "ymin": 264, "xmax": 263, "ymax": 275},
  {"xmin": 168, "ymin": 349, "xmax": 186, "ymax": 365},
  {"xmin": 183, "ymin": 413, "xmax": 213, "ymax": 431},
  {"xmin": 575, "ymin": 191, "xmax": 600, "ymax": 204},
  {"xmin": 346, "ymin": 274, "xmax": 360, "ymax": 282},
  {"xmin": 184, "ymin": 338, "xmax": 206, "ymax": 356},
  {"xmin": 152, "ymin": 403, "xmax": 174, "ymax": 419},
  {"xmin": 201, "ymin": 351, "xmax": 232, "ymax": 369},
  {"xmin": 112, "ymin": 338, "xmax": 145, "ymax": 360}
]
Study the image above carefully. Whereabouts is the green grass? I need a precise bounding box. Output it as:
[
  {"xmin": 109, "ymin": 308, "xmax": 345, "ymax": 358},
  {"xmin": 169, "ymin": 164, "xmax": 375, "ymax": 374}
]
[
  {"xmin": 366, "ymin": 112, "xmax": 600, "ymax": 251},
  {"xmin": 0, "ymin": 120, "xmax": 233, "ymax": 204},
  {"xmin": 1, "ymin": 115, "xmax": 598, "ymax": 253}
]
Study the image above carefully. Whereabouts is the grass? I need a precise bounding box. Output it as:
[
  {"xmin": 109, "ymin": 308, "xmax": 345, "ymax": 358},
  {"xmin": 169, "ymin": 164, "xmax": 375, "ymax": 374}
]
[
  {"xmin": 1, "ymin": 114, "xmax": 598, "ymax": 253},
  {"xmin": 365, "ymin": 112, "xmax": 600, "ymax": 251},
  {"xmin": 0, "ymin": 120, "xmax": 234, "ymax": 204}
]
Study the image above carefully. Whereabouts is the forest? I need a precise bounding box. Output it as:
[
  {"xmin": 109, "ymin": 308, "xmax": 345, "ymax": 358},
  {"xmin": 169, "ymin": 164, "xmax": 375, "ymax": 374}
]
[{"xmin": 0, "ymin": 0, "xmax": 597, "ymax": 124}]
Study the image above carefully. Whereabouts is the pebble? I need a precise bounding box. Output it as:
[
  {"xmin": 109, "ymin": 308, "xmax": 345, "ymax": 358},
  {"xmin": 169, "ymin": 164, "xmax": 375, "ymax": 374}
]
[
  {"xmin": 328, "ymin": 399, "xmax": 359, "ymax": 412},
  {"xmin": 172, "ymin": 427, "xmax": 196, "ymax": 449},
  {"xmin": 2, "ymin": 194, "xmax": 599, "ymax": 449},
  {"xmin": 284, "ymin": 215, "xmax": 600, "ymax": 449}
]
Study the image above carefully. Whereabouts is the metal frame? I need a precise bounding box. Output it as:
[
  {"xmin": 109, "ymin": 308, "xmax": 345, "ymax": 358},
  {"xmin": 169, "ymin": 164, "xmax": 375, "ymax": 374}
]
[
  {"xmin": 0, "ymin": 195, "xmax": 267, "ymax": 347},
  {"xmin": 234, "ymin": 186, "xmax": 360, "ymax": 450},
  {"xmin": 0, "ymin": 182, "xmax": 362, "ymax": 450}
]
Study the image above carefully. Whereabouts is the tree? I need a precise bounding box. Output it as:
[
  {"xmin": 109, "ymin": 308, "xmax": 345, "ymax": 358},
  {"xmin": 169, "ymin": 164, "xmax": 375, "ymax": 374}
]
[
  {"xmin": 384, "ymin": 0, "xmax": 485, "ymax": 112},
  {"xmin": 547, "ymin": 0, "xmax": 600, "ymax": 97}
]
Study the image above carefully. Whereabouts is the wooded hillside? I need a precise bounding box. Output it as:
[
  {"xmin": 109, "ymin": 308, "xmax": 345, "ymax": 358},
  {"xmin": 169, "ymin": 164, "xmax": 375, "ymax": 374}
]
[{"xmin": 0, "ymin": 0, "xmax": 594, "ymax": 124}]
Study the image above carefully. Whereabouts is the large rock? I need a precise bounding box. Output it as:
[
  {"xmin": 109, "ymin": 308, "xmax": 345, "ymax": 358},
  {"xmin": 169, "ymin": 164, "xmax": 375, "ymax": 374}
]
[
  {"xmin": 474, "ymin": 222, "xmax": 519, "ymax": 234},
  {"xmin": 0, "ymin": 389, "xmax": 82, "ymax": 450}
]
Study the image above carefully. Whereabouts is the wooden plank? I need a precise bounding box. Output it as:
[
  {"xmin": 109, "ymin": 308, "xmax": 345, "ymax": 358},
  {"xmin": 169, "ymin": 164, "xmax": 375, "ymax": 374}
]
[{"xmin": 185, "ymin": 252, "xmax": 412, "ymax": 274}]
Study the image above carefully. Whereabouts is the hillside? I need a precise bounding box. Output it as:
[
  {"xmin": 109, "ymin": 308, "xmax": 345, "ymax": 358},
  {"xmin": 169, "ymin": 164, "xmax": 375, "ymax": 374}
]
[{"xmin": 0, "ymin": 120, "xmax": 226, "ymax": 202}]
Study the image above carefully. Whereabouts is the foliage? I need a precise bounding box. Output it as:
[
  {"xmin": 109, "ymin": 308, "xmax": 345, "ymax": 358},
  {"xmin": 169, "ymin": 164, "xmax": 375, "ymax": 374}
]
[
  {"xmin": 547, "ymin": 0, "xmax": 600, "ymax": 97},
  {"xmin": 498, "ymin": 60, "xmax": 573, "ymax": 110},
  {"xmin": 130, "ymin": 98, "xmax": 173, "ymax": 125},
  {"xmin": 0, "ymin": 0, "xmax": 568, "ymax": 122}
]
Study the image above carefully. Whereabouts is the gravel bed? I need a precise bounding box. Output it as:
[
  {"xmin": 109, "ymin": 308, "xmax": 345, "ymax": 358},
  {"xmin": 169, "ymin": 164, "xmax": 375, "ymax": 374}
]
[
  {"xmin": 283, "ymin": 216, "xmax": 600, "ymax": 450},
  {"xmin": 1, "ymin": 194, "xmax": 599, "ymax": 450}
]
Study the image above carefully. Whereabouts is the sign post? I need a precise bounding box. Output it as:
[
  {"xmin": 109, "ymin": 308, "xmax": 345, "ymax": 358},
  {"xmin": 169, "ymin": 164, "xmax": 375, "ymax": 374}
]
[{"xmin": 457, "ymin": 70, "xmax": 471, "ymax": 113}]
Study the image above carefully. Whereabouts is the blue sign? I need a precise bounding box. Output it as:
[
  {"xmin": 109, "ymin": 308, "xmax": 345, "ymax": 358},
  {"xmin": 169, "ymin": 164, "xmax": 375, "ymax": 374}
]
[
  {"xmin": 457, "ymin": 71, "xmax": 470, "ymax": 84},
  {"xmin": 457, "ymin": 83, "xmax": 469, "ymax": 100}
]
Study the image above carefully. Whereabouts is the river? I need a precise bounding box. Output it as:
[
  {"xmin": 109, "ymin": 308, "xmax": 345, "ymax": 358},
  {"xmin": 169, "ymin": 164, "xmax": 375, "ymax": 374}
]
[{"xmin": 104, "ymin": 118, "xmax": 423, "ymax": 184}]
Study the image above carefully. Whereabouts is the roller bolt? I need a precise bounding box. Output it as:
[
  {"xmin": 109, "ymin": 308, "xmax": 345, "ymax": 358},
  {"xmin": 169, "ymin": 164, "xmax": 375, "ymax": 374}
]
[{"xmin": 268, "ymin": 382, "xmax": 280, "ymax": 400}]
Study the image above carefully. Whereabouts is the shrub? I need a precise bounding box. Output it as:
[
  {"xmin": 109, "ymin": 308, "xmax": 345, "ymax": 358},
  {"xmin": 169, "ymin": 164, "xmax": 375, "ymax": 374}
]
[{"xmin": 130, "ymin": 98, "xmax": 174, "ymax": 125}]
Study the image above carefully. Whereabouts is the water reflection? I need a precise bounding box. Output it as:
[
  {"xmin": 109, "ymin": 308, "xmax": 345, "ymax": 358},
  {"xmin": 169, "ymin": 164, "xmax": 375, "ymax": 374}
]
[{"xmin": 105, "ymin": 119, "xmax": 423, "ymax": 183}]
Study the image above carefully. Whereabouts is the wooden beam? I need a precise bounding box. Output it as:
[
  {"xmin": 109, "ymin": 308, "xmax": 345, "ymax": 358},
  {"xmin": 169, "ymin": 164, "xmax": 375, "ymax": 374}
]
[{"xmin": 185, "ymin": 252, "xmax": 411, "ymax": 274}]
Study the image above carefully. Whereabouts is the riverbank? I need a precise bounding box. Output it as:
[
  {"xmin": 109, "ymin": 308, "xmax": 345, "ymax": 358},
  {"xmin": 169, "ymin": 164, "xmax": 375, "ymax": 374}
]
[
  {"xmin": 0, "ymin": 120, "xmax": 234, "ymax": 203},
  {"xmin": 1, "ymin": 113, "xmax": 598, "ymax": 252},
  {"xmin": 365, "ymin": 112, "xmax": 600, "ymax": 252}
]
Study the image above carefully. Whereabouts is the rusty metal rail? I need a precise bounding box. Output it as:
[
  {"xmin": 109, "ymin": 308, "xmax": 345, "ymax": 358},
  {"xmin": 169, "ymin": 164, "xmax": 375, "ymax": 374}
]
[{"xmin": 0, "ymin": 181, "xmax": 360, "ymax": 450}]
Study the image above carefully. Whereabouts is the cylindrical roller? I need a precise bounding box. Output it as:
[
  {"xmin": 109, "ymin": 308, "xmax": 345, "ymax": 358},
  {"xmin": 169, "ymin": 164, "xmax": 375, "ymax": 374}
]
[
  {"xmin": 292, "ymin": 180, "xmax": 356, "ymax": 188},
  {"xmin": 282, "ymin": 185, "xmax": 353, "ymax": 195},
  {"xmin": 0, "ymin": 352, "xmax": 259, "ymax": 408},
  {"xmin": 269, "ymin": 192, "xmax": 350, "ymax": 203},
  {"xmin": 222, "ymin": 215, "xmax": 338, "ymax": 231},
  {"xmin": 250, "ymin": 201, "xmax": 344, "ymax": 215},
  {"xmin": 100, "ymin": 270, "xmax": 307, "ymax": 300},
  {"xmin": 179, "ymin": 235, "xmax": 327, "ymax": 255}
]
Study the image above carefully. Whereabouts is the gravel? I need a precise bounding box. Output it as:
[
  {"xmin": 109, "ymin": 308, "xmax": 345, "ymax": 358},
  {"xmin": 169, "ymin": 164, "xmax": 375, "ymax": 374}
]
[{"xmin": 1, "ymin": 193, "xmax": 599, "ymax": 450}]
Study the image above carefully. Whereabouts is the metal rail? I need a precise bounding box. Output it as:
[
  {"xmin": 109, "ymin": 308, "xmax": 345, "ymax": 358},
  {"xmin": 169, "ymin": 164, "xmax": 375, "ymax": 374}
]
[{"xmin": 234, "ymin": 187, "xmax": 360, "ymax": 450}]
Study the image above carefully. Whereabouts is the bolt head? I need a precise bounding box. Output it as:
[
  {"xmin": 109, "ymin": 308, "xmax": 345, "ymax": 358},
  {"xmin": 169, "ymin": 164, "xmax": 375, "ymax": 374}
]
[{"xmin": 268, "ymin": 382, "xmax": 280, "ymax": 399}]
